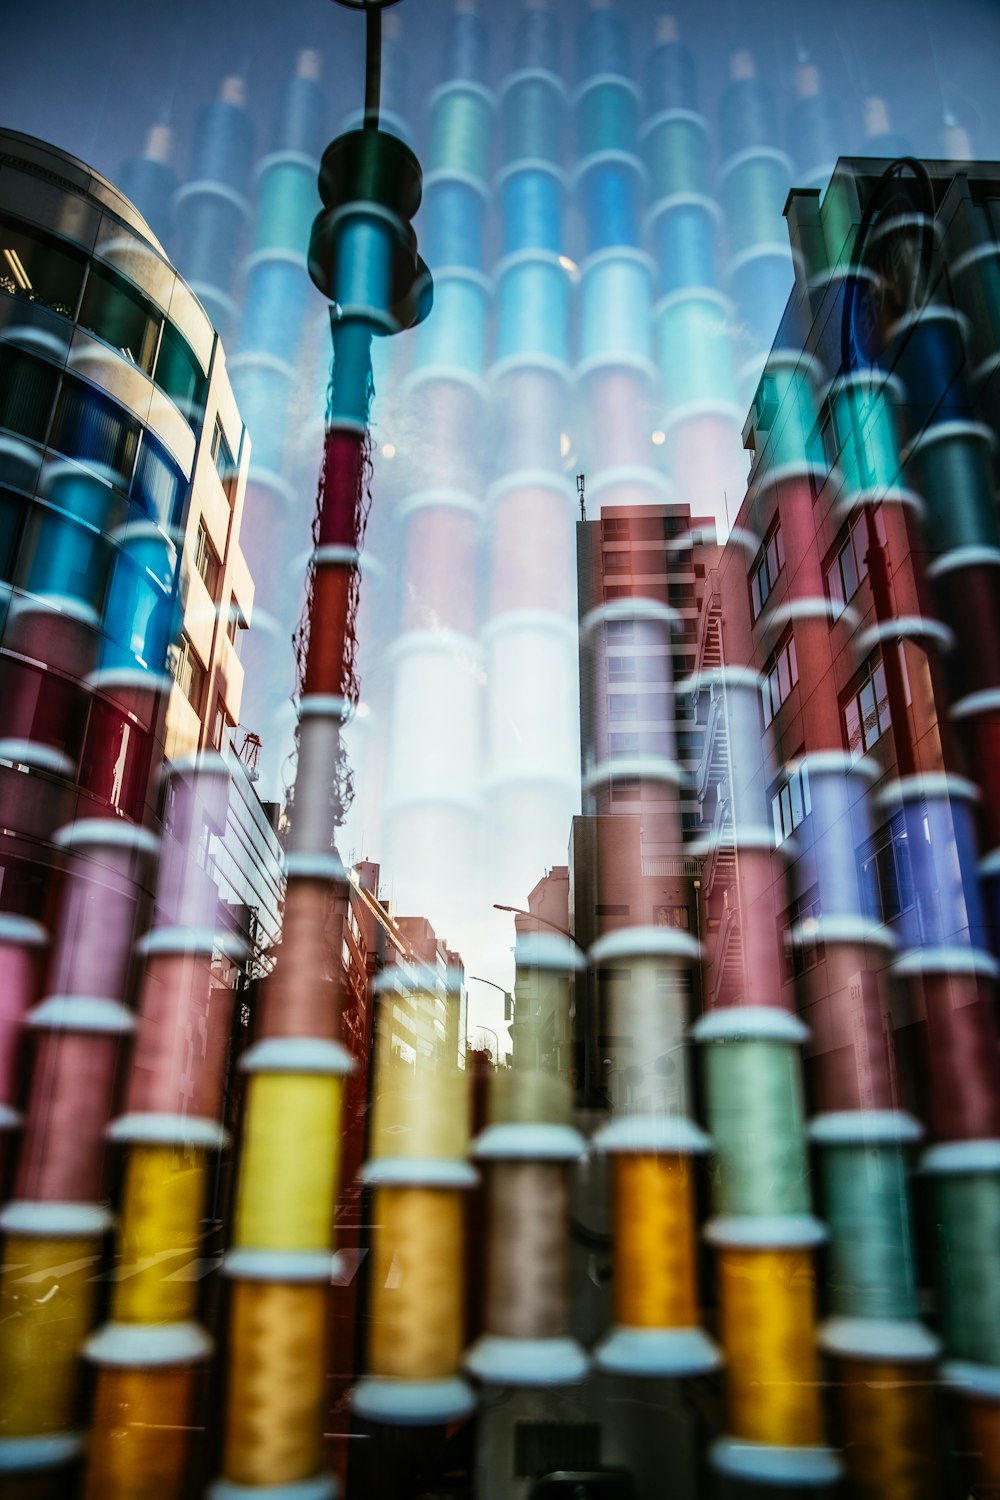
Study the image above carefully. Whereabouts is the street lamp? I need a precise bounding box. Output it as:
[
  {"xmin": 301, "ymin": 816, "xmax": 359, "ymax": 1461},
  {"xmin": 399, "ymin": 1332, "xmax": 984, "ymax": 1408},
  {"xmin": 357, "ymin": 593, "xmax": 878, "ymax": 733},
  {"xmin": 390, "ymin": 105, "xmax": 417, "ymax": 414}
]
[
  {"xmin": 469, "ymin": 973, "xmax": 513, "ymax": 1024},
  {"xmin": 492, "ymin": 902, "xmax": 576, "ymax": 942}
]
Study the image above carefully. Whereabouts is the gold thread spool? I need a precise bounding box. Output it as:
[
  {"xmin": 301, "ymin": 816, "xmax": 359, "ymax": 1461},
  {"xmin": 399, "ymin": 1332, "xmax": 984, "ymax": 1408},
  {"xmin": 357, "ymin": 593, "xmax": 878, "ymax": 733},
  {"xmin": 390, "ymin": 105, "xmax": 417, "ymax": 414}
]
[
  {"xmin": 369, "ymin": 1017, "xmax": 468, "ymax": 1162},
  {"xmin": 718, "ymin": 1246, "xmax": 822, "ymax": 1446},
  {"xmin": 82, "ymin": 1363, "xmax": 195, "ymax": 1500},
  {"xmin": 112, "ymin": 1145, "xmax": 205, "ymax": 1325},
  {"xmin": 962, "ymin": 1393, "xmax": 1000, "ymax": 1496},
  {"xmin": 485, "ymin": 1160, "xmax": 569, "ymax": 1339},
  {"xmin": 614, "ymin": 1154, "xmax": 698, "ymax": 1329},
  {"xmin": 222, "ymin": 1280, "xmax": 327, "ymax": 1487},
  {"xmin": 369, "ymin": 1187, "xmax": 465, "ymax": 1379},
  {"xmin": 0, "ymin": 1235, "xmax": 99, "ymax": 1437},
  {"xmin": 837, "ymin": 1359, "xmax": 939, "ymax": 1500},
  {"xmin": 234, "ymin": 1073, "xmax": 343, "ymax": 1252}
]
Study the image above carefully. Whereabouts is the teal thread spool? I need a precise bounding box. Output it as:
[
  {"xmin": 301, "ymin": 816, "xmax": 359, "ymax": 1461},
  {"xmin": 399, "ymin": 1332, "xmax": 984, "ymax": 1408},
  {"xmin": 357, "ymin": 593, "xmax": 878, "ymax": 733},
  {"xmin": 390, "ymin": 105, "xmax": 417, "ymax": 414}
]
[
  {"xmin": 747, "ymin": 351, "xmax": 822, "ymax": 474},
  {"xmin": 952, "ymin": 245, "xmax": 1000, "ymax": 376},
  {"xmin": 414, "ymin": 270, "xmax": 489, "ymax": 377},
  {"xmin": 699, "ymin": 1026, "xmax": 811, "ymax": 1219},
  {"xmin": 820, "ymin": 1142, "xmax": 920, "ymax": 1323},
  {"xmin": 496, "ymin": 252, "xmax": 569, "ymax": 367},
  {"xmin": 102, "ymin": 519, "xmax": 177, "ymax": 674},
  {"xmin": 255, "ymin": 153, "xmax": 318, "ymax": 255},
  {"xmin": 826, "ymin": 373, "xmax": 905, "ymax": 501},
  {"xmin": 719, "ymin": 148, "xmax": 792, "ymax": 258},
  {"xmin": 931, "ymin": 1165, "xmax": 1000, "ymax": 1366},
  {"xmin": 642, "ymin": 110, "xmax": 710, "ymax": 203},
  {"xmin": 576, "ymin": 77, "xmax": 639, "ymax": 159},
  {"xmin": 428, "ymin": 82, "xmax": 493, "ymax": 183},
  {"xmin": 579, "ymin": 249, "xmax": 654, "ymax": 374},
  {"xmin": 655, "ymin": 289, "xmax": 739, "ymax": 417},
  {"xmin": 904, "ymin": 422, "xmax": 998, "ymax": 554},
  {"xmin": 501, "ymin": 70, "xmax": 565, "ymax": 166}
]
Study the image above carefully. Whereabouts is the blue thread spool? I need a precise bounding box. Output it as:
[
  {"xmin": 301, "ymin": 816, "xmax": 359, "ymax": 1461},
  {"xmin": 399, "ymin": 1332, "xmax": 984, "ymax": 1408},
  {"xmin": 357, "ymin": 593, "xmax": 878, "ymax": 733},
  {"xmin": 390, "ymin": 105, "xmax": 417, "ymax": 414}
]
[
  {"xmin": 650, "ymin": 196, "xmax": 720, "ymax": 294},
  {"xmin": 230, "ymin": 361, "xmax": 295, "ymax": 478},
  {"xmin": 645, "ymin": 32, "xmax": 696, "ymax": 115},
  {"xmin": 788, "ymin": 78, "xmax": 841, "ymax": 184},
  {"xmin": 445, "ymin": 3, "xmax": 487, "ymax": 84},
  {"xmin": 429, "ymin": 82, "xmax": 493, "ymax": 182},
  {"xmin": 499, "ymin": 166, "xmax": 563, "ymax": 257},
  {"xmin": 275, "ymin": 60, "xmax": 326, "ymax": 159},
  {"xmin": 496, "ymin": 252, "xmax": 569, "ymax": 368},
  {"xmin": 579, "ymin": 249, "xmax": 654, "ymax": 375},
  {"xmin": 903, "ymin": 422, "xmax": 996, "ymax": 555},
  {"xmin": 102, "ymin": 521, "xmax": 178, "ymax": 674},
  {"xmin": 655, "ymin": 289, "xmax": 739, "ymax": 419},
  {"xmin": 240, "ymin": 257, "xmax": 312, "ymax": 366},
  {"xmin": 888, "ymin": 777, "xmax": 985, "ymax": 949},
  {"xmin": 29, "ymin": 466, "xmax": 118, "ymax": 613},
  {"xmin": 819, "ymin": 1140, "xmax": 920, "ymax": 1325},
  {"xmin": 577, "ymin": 5, "xmax": 630, "ymax": 80},
  {"xmin": 254, "ymin": 156, "xmax": 319, "ymax": 257},
  {"xmin": 720, "ymin": 150, "xmax": 792, "ymax": 259},
  {"xmin": 577, "ymin": 78, "xmax": 639, "ymax": 159},
  {"xmin": 952, "ymin": 245, "xmax": 1000, "ymax": 379},
  {"xmin": 720, "ymin": 73, "xmax": 779, "ymax": 159},
  {"xmin": 642, "ymin": 111, "xmax": 710, "ymax": 204},
  {"xmin": 519, "ymin": 3, "xmax": 559, "ymax": 71},
  {"xmin": 414, "ymin": 270, "xmax": 489, "ymax": 377},
  {"xmin": 189, "ymin": 87, "xmax": 255, "ymax": 192},
  {"xmin": 729, "ymin": 248, "xmax": 796, "ymax": 371},
  {"xmin": 889, "ymin": 307, "xmax": 969, "ymax": 422},
  {"xmin": 174, "ymin": 82, "xmax": 254, "ymax": 333},
  {"xmin": 421, "ymin": 178, "xmax": 485, "ymax": 271},
  {"xmin": 578, "ymin": 157, "xmax": 642, "ymax": 251},
  {"xmin": 501, "ymin": 71, "xmax": 566, "ymax": 167},
  {"xmin": 795, "ymin": 756, "xmax": 871, "ymax": 925},
  {"xmin": 119, "ymin": 132, "xmax": 176, "ymax": 249}
]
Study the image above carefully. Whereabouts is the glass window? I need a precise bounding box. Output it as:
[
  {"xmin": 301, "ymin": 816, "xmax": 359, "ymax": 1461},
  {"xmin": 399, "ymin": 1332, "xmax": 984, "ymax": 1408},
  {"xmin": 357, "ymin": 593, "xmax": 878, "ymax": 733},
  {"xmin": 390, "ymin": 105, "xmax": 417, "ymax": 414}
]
[
  {"xmin": 609, "ymin": 732, "xmax": 640, "ymax": 754},
  {"xmin": 843, "ymin": 653, "xmax": 891, "ymax": 763},
  {"xmin": 608, "ymin": 693, "xmax": 638, "ymax": 721},
  {"xmin": 749, "ymin": 519, "xmax": 784, "ymax": 621},
  {"xmin": 825, "ymin": 508, "xmax": 887, "ymax": 616},
  {"xmin": 770, "ymin": 761, "xmax": 811, "ymax": 846},
  {"xmin": 0, "ymin": 346, "xmax": 60, "ymax": 444},
  {"xmin": 154, "ymin": 321, "xmax": 207, "ymax": 416},
  {"xmin": 172, "ymin": 632, "xmax": 206, "ymax": 713},
  {"xmin": 193, "ymin": 516, "xmax": 221, "ymax": 597},
  {"xmin": 762, "ymin": 634, "xmax": 798, "ymax": 726},
  {"xmin": 606, "ymin": 620, "xmax": 634, "ymax": 640},
  {"xmin": 0, "ymin": 215, "xmax": 85, "ymax": 318},
  {"xmin": 603, "ymin": 550, "xmax": 631, "ymax": 573},
  {"xmin": 0, "ymin": 486, "xmax": 27, "ymax": 582},
  {"xmin": 637, "ymin": 655, "xmax": 669, "ymax": 684},
  {"xmin": 50, "ymin": 376, "xmax": 140, "ymax": 485},
  {"xmin": 607, "ymin": 656, "xmax": 635, "ymax": 681},
  {"xmin": 132, "ymin": 433, "xmax": 185, "ymax": 526},
  {"xmin": 78, "ymin": 264, "xmax": 160, "ymax": 374}
]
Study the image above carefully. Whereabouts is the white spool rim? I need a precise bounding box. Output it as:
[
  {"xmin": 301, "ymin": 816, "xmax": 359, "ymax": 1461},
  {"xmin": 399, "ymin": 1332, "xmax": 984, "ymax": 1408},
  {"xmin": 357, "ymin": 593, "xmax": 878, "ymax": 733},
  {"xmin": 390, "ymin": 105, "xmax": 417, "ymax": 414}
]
[
  {"xmin": 223, "ymin": 1249, "xmax": 343, "ymax": 1282},
  {"xmin": 589, "ymin": 926, "xmax": 702, "ymax": 965},
  {"xmin": 514, "ymin": 931, "xmax": 586, "ymax": 972},
  {"xmin": 787, "ymin": 915, "xmax": 897, "ymax": 951},
  {"xmin": 240, "ymin": 1037, "xmax": 355, "ymax": 1077},
  {"xmin": 0, "ymin": 1433, "xmax": 84, "ymax": 1472},
  {"xmin": 942, "ymin": 1360, "xmax": 1000, "ymax": 1399},
  {"xmin": 351, "ymin": 1375, "xmax": 476, "ymax": 1426},
  {"xmin": 893, "ymin": 946, "xmax": 998, "ymax": 980},
  {"xmin": 902, "ymin": 418, "xmax": 993, "ymax": 465},
  {"xmin": 137, "ymin": 926, "xmax": 248, "ymax": 960},
  {"xmin": 926, "ymin": 545, "xmax": 1000, "ymax": 578},
  {"xmin": 208, "ymin": 1475, "xmax": 338, "ymax": 1500},
  {"xmin": 473, "ymin": 1122, "xmax": 586, "ymax": 1161},
  {"xmin": 705, "ymin": 1214, "xmax": 827, "ymax": 1248},
  {"xmin": 0, "ymin": 741, "xmax": 75, "ymax": 777},
  {"xmin": 710, "ymin": 1437, "xmax": 842, "ymax": 1486},
  {"xmin": 358, "ymin": 1157, "xmax": 478, "ymax": 1189},
  {"xmin": 85, "ymin": 1319, "xmax": 212, "ymax": 1368},
  {"xmin": 595, "ymin": 1325, "xmax": 720, "ymax": 1377},
  {"xmin": 693, "ymin": 1006, "xmax": 808, "ymax": 1044},
  {"xmin": 465, "ymin": 1335, "xmax": 589, "ymax": 1386},
  {"xmin": 921, "ymin": 1138, "xmax": 1000, "ymax": 1175},
  {"xmin": 0, "ymin": 1199, "xmax": 111, "ymax": 1236},
  {"xmin": 820, "ymin": 1316, "xmax": 941, "ymax": 1362},
  {"xmin": 0, "ymin": 914, "xmax": 47, "ymax": 946},
  {"xmin": 809, "ymin": 1110, "xmax": 923, "ymax": 1145},
  {"xmin": 108, "ymin": 1113, "xmax": 228, "ymax": 1149},
  {"xmin": 28, "ymin": 996, "xmax": 135, "ymax": 1034},
  {"xmin": 855, "ymin": 614, "xmax": 954, "ymax": 657},
  {"xmin": 53, "ymin": 819, "xmax": 160, "ymax": 856},
  {"xmin": 592, "ymin": 1115, "xmax": 710, "ymax": 1155}
]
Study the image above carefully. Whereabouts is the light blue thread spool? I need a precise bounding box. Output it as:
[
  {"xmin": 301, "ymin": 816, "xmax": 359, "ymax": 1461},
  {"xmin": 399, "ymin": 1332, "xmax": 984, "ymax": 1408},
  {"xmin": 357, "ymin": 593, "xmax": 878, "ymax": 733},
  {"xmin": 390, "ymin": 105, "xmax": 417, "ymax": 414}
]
[
  {"xmin": 826, "ymin": 373, "xmax": 905, "ymax": 502},
  {"xmin": 720, "ymin": 149, "xmax": 793, "ymax": 258},
  {"xmin": 255, "ymin": 154, "xmax": 319, "ymax": 256},
  {"xmin": 428, "ymin": 82, "xmax": 493, "ymax": 182},
  {"xmin": 577, "ymin": 7, "xmax": 629, "ymax": 80},
  {"xmin": 240, "ymin": 256, "xmax": 312, "ymax": 365},
  {"xmin": 496, "ymin": 252, "xmax": 569, "ymax": 367},
  {"xmin": 28, "ymin": 466, "xmax": 120, "ymax": 613},
  {"xmin": 650, "ymin": 195, "xmax": 720, "ymax": 294},
  {"xmin": 102, "ymin": 521, "xmax": 178, "ymax": 673},
  {"xmin": 422, "ymin": 178, "xmax": 485, "ymax": 271},
  {"xmin": 643, "ymin": 110, "xmax": 709, "ymax": 204},
  {"xmin": 795, "ymin": 756, "xmax": 871, "ymax": 925},
  {"xmin": 821, "ymin": 1142, "xmax": 920, "ymax": 1323},
  {"xmin": 577, "ymin": 77, "xmax": 639, "ymax": 159},
  {"xmin": 729, "ymin": 247, "xmax": 796, "ymax": 369},
  {"xmin": 414, "ymin": 270, "xmax": 489, "ymax": 377},
  {"xmin": 579, "ymin": 249, "xmax": 654, "ymax": 375},
  {"xmin": 500, "ymin": 166, "xmax": 563, "ymax": 257},
  {"xmin": 745, "ymin": 349, "xmax": 822, "ymax": 475},
  {"xmin": 891, "ymin": 778, "xmax": 985, "ymax": 949},
  {"xmin": 329, "ymin": 208, "xmax": 398, "ymax": 330},
  {"xmin": 702, "ymin": 1035, "xmax": 811, "ymax": 1218},
  {"xmin": 655, "ymin": 289, "xmax": 739, "ymax": 418},
  {"xmin": 578, "ymin": 155, "xmax": 642, "ymax": 251},
  {"xmin": 229, "ymin": 360, "xmax": 295, "ymax": 477}
]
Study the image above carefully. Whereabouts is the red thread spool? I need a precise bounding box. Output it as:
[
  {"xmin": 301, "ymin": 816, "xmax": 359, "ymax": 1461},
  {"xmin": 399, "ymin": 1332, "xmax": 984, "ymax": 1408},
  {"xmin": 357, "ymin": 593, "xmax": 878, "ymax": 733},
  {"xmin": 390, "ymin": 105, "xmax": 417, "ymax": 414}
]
[
  {"xmin": 259, "ymin": 878, "xmax": 341, "ymax": 1042},
  {"xmin": 126, "ymin": 948, "xmax": 233, "ymax": 1121},
  {"xmin": 401, "ymin": 506, "xmax": 478, "ymax": 633},
  {"xmin": 489, "ymin": 483, "xmax": 575, "ymax": 615},
  {"xmin": 922, "ymin": 970, "xmax": 1000, "ymax": 1140},
  {"xmin": 16, "ymin": 1026, "xmax": 126, "ymax": 1202}
]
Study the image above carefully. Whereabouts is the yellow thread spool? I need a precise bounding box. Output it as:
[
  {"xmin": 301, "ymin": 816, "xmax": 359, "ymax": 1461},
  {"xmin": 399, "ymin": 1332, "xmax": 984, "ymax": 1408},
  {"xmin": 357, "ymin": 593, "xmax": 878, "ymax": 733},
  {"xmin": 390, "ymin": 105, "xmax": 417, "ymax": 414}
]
[
  {"xmin": 718, "ymin": 1246, "xmax": 822, "ymax": 1446},
  {"xmin": 83, "ymin": 1363, "xmax": 195, "ymax": 1500},
  {"xmin": 112, "ymin": 1145, "xmax": 205, "ymax": 1325},
  {"xmin": 0, "ymin": 1235, "xmax": 99, "ymax": 1437},
  {"xmin": 369, "ymin": 1026, "xmax": 468, "ymax": 1162},
  {"xmin": 223, "ymin": 1280, "xmax": 327, "ymax": 1487},
  {"xmin": 369, "ymin": 1187, "xmax": 464, "ymax": 1380},
  {"xmin": 234, "ymin": 1072, "xmax": 343, "ymax": 1252},
  {"xmin": 613, "ymin": 1154, "xmax": 697, "ymax": 1329},
  {"xmin": 838, "ymin": 1359, "xmax": 939, "ymax": 1500}
]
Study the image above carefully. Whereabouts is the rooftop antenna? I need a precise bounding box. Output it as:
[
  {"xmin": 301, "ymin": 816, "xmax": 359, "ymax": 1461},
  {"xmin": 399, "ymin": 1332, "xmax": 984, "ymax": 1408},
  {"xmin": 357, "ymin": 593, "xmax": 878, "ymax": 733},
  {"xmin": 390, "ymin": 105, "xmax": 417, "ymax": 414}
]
[{"xmin": 577, "ymin": 472, "xmax": 586, "ymax": 520}]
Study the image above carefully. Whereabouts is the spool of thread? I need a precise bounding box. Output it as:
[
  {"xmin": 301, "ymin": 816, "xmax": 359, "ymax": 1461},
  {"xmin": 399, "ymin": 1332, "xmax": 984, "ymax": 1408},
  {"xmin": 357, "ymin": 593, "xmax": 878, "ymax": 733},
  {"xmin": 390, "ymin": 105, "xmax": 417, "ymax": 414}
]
[
  {"xmin": 837, "ymin": 1360, "xmax": 940, "ymax": 1500},
  {"xmin": 577, "ymin": 79, "xmax": 639, "ymax": 159},
  {"xmin": 222, "ymin": 1279, "xmax": 327, "ymax": 1486},
  {"xmin": 643, "ymin": 111, "xmax": 709, "ymax": 205},
  {"xmin": 645, "ymin": 23, "xmax": 696, "ymax": 115},
  {"xmin": 920, "ymin": 970, "xmax": 1000, "ymax": 1141},
  {"xmin": 502, "ymin": 71, "xmax": 565, "ymax": 165},
  {"xmin": 111, "ymin": 1146, "xmax": 205, "ymax": 1326},
  {"xmin": 932, "ymin": 1168, "xmax": 1000, "ymax": 1366},
  {"xmin": 720, "ymin": 62, "xmax": 779, "ymax": 158},
  {"xmin": 500, "ymin": 167, "xmax": 563, "ymax": 256},
  {"xmin": 929, "ymin": 562, "xmax": 1000, "ymax": 708},
  {"xmin": 963, "ymin": 1394, "xmax": 1000, "ymax": 1497},
  {"xmin": 718, "ymin": 1245, "xmax": 823, "ymax": 1446},
  {"xmin": 722, "ymin": 150, "xmax": 791, "ymax": 259},
  {"xmin": 240, "ymin": 257, "xmax": 312, "ymax": 361},
  {"xmin": 579, "ymin": 251, "xmax": 653, "ymax": 371},
  {"xmin": 16, "ymin": 1027, "xmax": 127, "ymax": 1204},
  {"xmin": 488, "ymin": 1066, "xmax": 573, "ymax": 1129},
  {"xmin": 368, "ymin": 1186, "xmax": 465, "ymax": 1380},
  {"xmin": 904, "ymin": 424, "xmax": 996, "ymax": 554},
  {"xmin": 492, "ymin": 366, "xmax": 567, "ymax": 471},
  {"xmin": 517, "ymin": 3, "xmax": 559, "ymax": 73},
  {"xmin": 274, "ymin": 52, "xmax": 326, "ymax": 159},
  {"xmin": 233, "ymin": 1071, "xmax": 344, "ymax": 1253},
  {"xmin": 428, "ymin": 84, "xmax": 493, "ymax": 182},
  {"xmin": 414, "ymin": 272, "xmax": 488, "ymax": 376},
  {"xmin": 882, "ymin": 778, "xmax": 984, "ymax": 947},
  {"xmin": 83, "ymin": 1364, "xmax": 195, "ymax": 1500},
  {"xmin": 656, "ymin": 290, "xmax": 738, "ymax": 417},
  {"xmin": 444, "ymin": 1, "xmax": 487, "ymax": 83},
  {"xmin": 0, "ymin": 1234, "xmax": 99, "ymax": 1436},
  {"xmin": 826, "ymin": 375, "xmax": 903, "ymax": 499},
  {"xmin": 820, "ymin": 1143, "xmax": 919, "ymax": 1323},
  {"xmin": 703, "ymin": 1038, "xmax": 810, "ymax": 1218},
  {"xmin": 728, "ymin": 248, "xmax": 795, "ymax": 365},
  {"xmin": 125, "ymin": 950, "xmax": 233, "ymax": 1120},
  {"xmin": 650, "ymin": 197, "xmax": 719, "ymax": 294},
  {"xmin": 488, "ymin": 484, "xmax": 575, "ymax": 612},
  {"xmin": 401, "ymin": 504, "xmax": 479, "ymax": 633},
  {"xmin": 788, "ymin": 64, "xmax": 842, "ymax": 182},
  {"xmin": 577, "ymin": 3, "xmax": 629, "ymax": 79},
  {"xmin": 422, "ymin": 179, "xmax": 485, "ymax": 270},
  {"xmin": 368, "ymin": 991, "xmax": 469, "ymax": 1164},
  {"xmin": 483, "ymin": 1161, "xmax": 570, "ymax": 1339},
  {"xmin": 496, "ymin": 254, "xmax": 569, "ymax": 366},
  {"xmin": 0, "ymin": 917, "xmax": 45, "ymax": 1113},
  {"xmin": 578, "ymin": 159, "xmax": 641, "ymax": 251},
  {"xmin": 889, "ymin": 309, "xmax": 969, "ymax": 420},
  {"xmin": 228, "ymin": 362, "xmax": 295, "ymax": 478},
  {"xmin": 119, "ymin": 126, "xmax": 177, "ymax": 247},
  {"xmin": 613, "ymin": 1154, "xmax": 697, "ymax": 1329}
]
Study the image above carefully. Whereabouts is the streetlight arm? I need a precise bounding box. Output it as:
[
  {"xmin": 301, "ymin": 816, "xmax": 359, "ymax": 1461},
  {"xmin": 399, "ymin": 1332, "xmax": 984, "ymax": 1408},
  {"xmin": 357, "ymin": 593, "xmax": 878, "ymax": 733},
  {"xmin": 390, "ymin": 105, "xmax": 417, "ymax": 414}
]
[{"xmin": 492, "ymin": 903, "xmax": 576, "ymax": 942}]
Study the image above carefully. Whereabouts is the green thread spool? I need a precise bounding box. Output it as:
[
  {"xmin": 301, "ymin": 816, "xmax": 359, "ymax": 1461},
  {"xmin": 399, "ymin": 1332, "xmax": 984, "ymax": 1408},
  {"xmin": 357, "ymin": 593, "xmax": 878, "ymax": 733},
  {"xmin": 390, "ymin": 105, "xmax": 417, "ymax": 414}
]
[
  {"xmin": 933, "ymin": 1169, "xmax": 1000, "ymax": 1366},
  {"xmin": 821, "ymin": 1143, "xmax": 920, "ymax": 1323},
  {"xmin": 820, "ymin": 173, "xmax": 861, "ymax": 272},
  {"xmin": 656, "ymin": 289, "xmax": 739, "ymax": 416},
  {"xmin": 747, "ymin": 352, "xmax": 823, "ymax": 473},
  {"xmin": 904, "ymin": 423, "xmax": 998, "ymax": 554},
  {"xmin": 502, "ymin": 72, "xmax": 565, "ymax": 166},
  {"xmin": 953, "ymin": 245, "xmax": 1000, "ymax": 372},
  {"xmin": 429, "ymin": 83, "xmax": 493, "ymax": 183},
  {"xmin": 703, "ymin": 1038, "xmax": 810, "ymax": 1218},
  {"xmin": 577, "ymin": 79, "xmax": 639, "ymax": 159},
  {"xmin": 642, "ymin": 111, "xmax": 710, "ymax": 202},
  {"xmin": 489, "ymin": 1067, "xmax": 573, "ymax": 1128},
  {"xmin": 720, "ymin": 149, "xmax": 792, "ymax": 258},
  {"xmin": 255, "ymin": 155, "xmax": 318, "ymax": 255},
  {"xmin": 827, "ymin": 374, "xmax": 904, "ymax": 499}
]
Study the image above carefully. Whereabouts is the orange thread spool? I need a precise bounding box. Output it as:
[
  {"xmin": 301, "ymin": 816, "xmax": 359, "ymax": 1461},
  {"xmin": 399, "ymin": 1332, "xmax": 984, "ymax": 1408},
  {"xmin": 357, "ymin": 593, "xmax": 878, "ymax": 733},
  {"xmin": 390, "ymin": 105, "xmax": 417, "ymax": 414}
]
[
  {"xmin": 83, "ymin": 1364, "xmax": 195, "ymax": 1500},
  {"xmin": 613, "ymin": 1153, "xmax": 697, "ymax": 1329},
  {"xmin": 369, "ymin": 1187, "xmax": 465, "ymax": 1380},
  {"xmin": 837, "ymin": 1359, "xmax": 939, "ymax": 1500}
]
